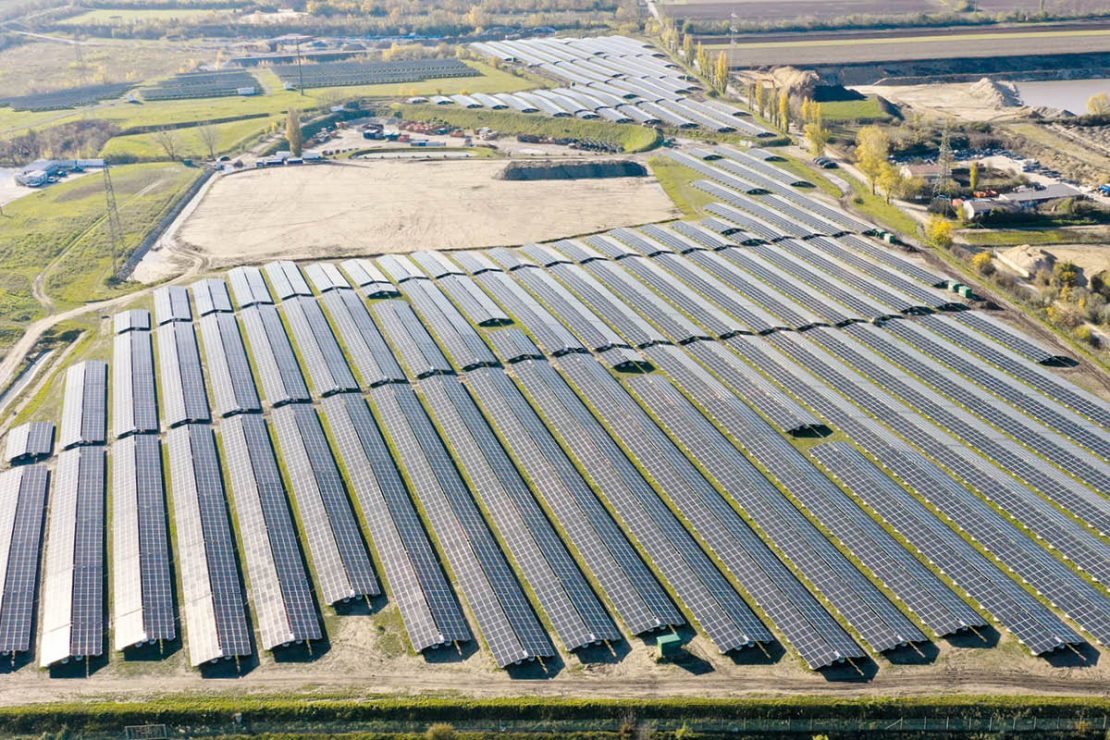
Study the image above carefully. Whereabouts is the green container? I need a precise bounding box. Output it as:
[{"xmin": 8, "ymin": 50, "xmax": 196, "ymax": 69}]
[{"xmin": 657, "ymin": 633, "xmax": 682, "ymax": 659}]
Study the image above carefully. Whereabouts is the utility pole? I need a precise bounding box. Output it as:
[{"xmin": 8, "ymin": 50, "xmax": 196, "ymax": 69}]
[
  {"xmin": 103, "ymin": 164, "xmax": 124, "ymax": 279},
  {"xmin": 933, "ymin": 118, "xmax": 955, "ymax": 203},
  {"xmin": 295, "ymin": 38, "xmax": 305, "ymax": 95}
]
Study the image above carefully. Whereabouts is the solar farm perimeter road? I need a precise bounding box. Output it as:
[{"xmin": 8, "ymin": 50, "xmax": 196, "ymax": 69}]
[{"xmin": 713, "ymin": 27, "xmax": 1110, "ymax": 67}]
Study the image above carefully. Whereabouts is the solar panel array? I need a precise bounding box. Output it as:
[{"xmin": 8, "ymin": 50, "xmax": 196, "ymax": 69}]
[
  {"xmin": 468, "ymin": 36, "xmax": 772, "ymax": 136},
  {"xmin": 40, "ymin": 447, "xmax": 105, "ymax": 666},
  {"xmin": 5, "ymin": 421, "xmax": 54, "ymax": 464},
  {"xmin": 6, "ymin": 121, "xmax": 1110, "ymax": 677},
  {"xmin": 58, "ymin": 361, "xmax": 107, "ymax": 449},
  {"xmin": 0, "ymin": 466, "xmax": 49, "ymax": 654},
  {"xmin": 112, "ymin": 435, "xmax": 175, "ymax": 651}
]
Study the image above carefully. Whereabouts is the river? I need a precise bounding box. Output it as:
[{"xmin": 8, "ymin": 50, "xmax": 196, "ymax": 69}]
[{"xmin": 1015, "ymin": 78, "xmax": 1110, "ymax": 116}]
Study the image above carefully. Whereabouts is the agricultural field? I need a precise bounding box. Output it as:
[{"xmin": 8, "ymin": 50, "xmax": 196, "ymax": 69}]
[
  {"xmin": 662, "ymin": 0, "xmax": 1109, "ymax": 24},
  {"xmin": 714, "ymin": 26, "xmax": 1110, "ymax": 66}
]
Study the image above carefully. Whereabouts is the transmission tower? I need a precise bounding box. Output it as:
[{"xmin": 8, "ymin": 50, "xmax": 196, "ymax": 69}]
[
  {"xmin": 103, "ymin": 165, "xmax": 124, "ymax": 279},
  {"xmin": 933, "ymin": 118, "xmax": 953, "ymax": 198}
]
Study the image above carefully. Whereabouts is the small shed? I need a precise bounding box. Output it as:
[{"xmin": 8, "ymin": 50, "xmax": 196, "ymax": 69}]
[{"xmin": 656, "ymin": 633, "xmax": 682, "ymax": 660}]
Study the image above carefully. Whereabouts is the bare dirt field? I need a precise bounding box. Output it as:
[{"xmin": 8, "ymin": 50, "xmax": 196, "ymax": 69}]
[
  {"xmin": 1, "ymin": 601, "xmax": 1109, "ymax": 707},
  {"xmin": 662, "ymin": 0, "xmax": 939, "ymax": 23},
  {"xmin": 138, "ymin": 159, "xmax": 679, "ymax": 281},
  {"xmin": 717, "ymin": 28, "xmax": 1110, "ymax": 67}
]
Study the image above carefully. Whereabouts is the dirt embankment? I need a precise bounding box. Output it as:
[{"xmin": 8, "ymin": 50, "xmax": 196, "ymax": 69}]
[
  {"xmin": 497, "ymin": 159, "xmax": 647, "ymax": 181},
  {"xmin": 812, "ymin": 52, "xmax": 1110, "ymax": 86}
]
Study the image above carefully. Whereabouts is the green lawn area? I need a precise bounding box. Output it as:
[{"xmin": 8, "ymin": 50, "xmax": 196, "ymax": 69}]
[
  {"xmin": 842, "ymin": 171, "xmax": 921, "ymax": 238},
  {"xmin": 56, "ymin": 7, "xmax": 225, "ymax": 24},
  {"xmin": 819, "ymin": 96, "xmax": 892, "ymax": 123},
  {"xmin": 959, "ymin": 227, "xmax": 1110, "ymax": 247},
  {"xmin": 0, "ymin": 163, "xmax": 200, "ymax": 353},
  {"xmin": 395, "ymin": 104, "xmax": 660, "ymax": 153},
  {"xmin": 101, "ymin": 115, "xmax": 278, "ymax": 160},
  {"xmin": 649, "ymin": 156, "xmax": 717, "ymax": 217}
]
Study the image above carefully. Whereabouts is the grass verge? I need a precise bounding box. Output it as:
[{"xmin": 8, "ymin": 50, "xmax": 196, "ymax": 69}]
[
  {"xmin": 393, "ymin": 104, "xmax": 662, "ymax": 153},
  {"xmin": 647, "ymin": 156, "xmax": 718, "ymax": 217}
]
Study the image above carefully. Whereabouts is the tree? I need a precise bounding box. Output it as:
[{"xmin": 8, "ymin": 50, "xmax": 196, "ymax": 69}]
[
  {"xmin": 854, "ymin": 125, "xmax": 890, "ymax": 195},
  {"xmin": 153, "ymin": 128, "xmax": 180, "ymax": 161},
  {"xmin": 971, "ymin": 250, "xmax": 994, "ymax": 275},
  {"xmin": 804, "ymin": 116, "xmax": 830, "ymax": 156},
  {"xmin": 1087, "ymin": 92, "xmax": 1110, "ymax": 116},
  {"xmin": 714, "ymin": 51, "xmax": 729, "ymax": 94},
  {"xmin": 682, "ymin": 34, "xmax": 693, "ymax": 62},
  {"xmin": 285, "ymin": 108, "xmax": 303, "ymax": 157},
  {"xmin": 198, "ymin": 122, "xmax": 220, "ymax": 161},
  {"xmin": 753, "ymin": 83, "xmax": 765, "ymax": 118},
  {"xmin": 695, "ymin": 43, "xmax": 709, "ymax": 75},
  {"xmin": 1054, "ymin": 260, "xmax": 1080, "ymax": 289},
  {"xmin": 876, "ymin": 161, "xmax": 906, "ymax": 204},
  {"xmin": 925, "ymin": 215, "xmax": 954, "ymax": 249},
  {"xmin": 969, "ymin": 160, "xmax": 980, "ymax": 192},
  {"xmin": 425, "ymin": 724, "xmax": 456, "ymax": 740},
  {"xmin": 778, "ymin": 89, "xmax": 790, "ymax": 132}
]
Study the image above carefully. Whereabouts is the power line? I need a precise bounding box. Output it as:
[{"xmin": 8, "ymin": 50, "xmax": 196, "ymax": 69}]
[{"xmin": 103, "ymin": 164, "xmax": 124, "ymax": 279}]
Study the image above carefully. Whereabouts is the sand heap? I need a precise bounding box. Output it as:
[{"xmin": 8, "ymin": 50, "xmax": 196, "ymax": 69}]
[
  {"xmin": 968, "ymin": 77, "xmax": 1022, "ymax": 108},
  {"xmin": 998, "ymin": 244, "xmax": 1055, "ymax": 279}
]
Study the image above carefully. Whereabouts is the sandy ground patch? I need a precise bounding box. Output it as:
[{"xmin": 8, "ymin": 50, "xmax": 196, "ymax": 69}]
[
  {"xmin": 157, "ymin": 159, "xmax": 679, "ymax": 275},
  {"xmin": 853, "ymin": 80, "xmax": 1032, "ymax": 122}
]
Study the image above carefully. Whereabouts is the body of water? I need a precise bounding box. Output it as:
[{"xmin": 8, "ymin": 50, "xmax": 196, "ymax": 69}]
[{"xmin": 1015, "ymin": 78, "xmax": 1110, "ymax": 115}]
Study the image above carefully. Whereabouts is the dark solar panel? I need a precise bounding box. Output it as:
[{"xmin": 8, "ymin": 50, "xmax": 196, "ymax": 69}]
[{"xmin": 0, "ymin": 466, "xmax": 49, "ymax": 654}]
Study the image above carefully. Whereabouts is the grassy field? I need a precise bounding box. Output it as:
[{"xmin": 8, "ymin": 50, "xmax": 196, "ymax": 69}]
[
  {"xmin": 100, "ymin": 115, "xmax": 279, "ymax": 160},
  {"xmin": 649, "ymin": 155, "xmax": 718, "ymax": 217},
  {"xmin": 960, "ymin": 227, "xmax": 1110, "ymax": 247},
  {"xmin": 395, "ymin": 104, "xmax": 661, "ymax": 153},
  {"xmin": 819, "ymin": 96, "xmax": 893, "ymax": 123},
  {"xmin": 0, "ymin": 39, "xmax": 197, "ymax": 99},
  {"xmin": 1, "ymin": 61, "xmax": 534, "ymax": 141},
  {"xmin": 0, "ymin": 163, "xmax": 199, "ymax": 353},
  {"xmin": 56, "ymin": 7, "xmax": 226, "ymax": 24}
]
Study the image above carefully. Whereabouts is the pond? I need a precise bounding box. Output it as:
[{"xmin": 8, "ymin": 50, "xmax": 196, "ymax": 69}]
[{"xmin": 1015, "ymin": 78, "xmax": 1110, "ymax": 116}]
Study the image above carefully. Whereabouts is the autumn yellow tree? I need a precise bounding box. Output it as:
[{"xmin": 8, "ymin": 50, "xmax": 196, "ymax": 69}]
[
  {"xmin": 778, "ymin": 89, "xmax": 791, "ymax": 132},
  {"xmin": 1087, "ymin": 92, "xmax": 1110, "ymax": 116},
  {"xmin": 855, "ymin": 125, "xmax": 891, "ymax": 195},
  {"xmin": 714, "ymin": 51, "xmax": 729, "ymax": 93},
  {"xmin": 695, "ymin": 43, "xmax": 709, "ymax": 75},
  {"xmin": 682, "ymin": 34, "xmax": 693, "ymax": 62},
  {"xmin": 753, "ymin": 83, "xmax": 765, "ymax": 118},
  {"xmin": 285, "ymin": 108, "xmax": 303, "ymax": 156},
  {"xmin": 925, "ymin": 215, "xmax": 954, "ymax": 249}
]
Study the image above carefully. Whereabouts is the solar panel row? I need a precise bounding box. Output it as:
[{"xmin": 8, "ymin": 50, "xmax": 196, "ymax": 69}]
[
  {"xmin": 59, "ymin": 361, "xmax": 108, "ymax": 450},
  {"xmin": 153, "ymin": 285, "xmax": 193, "ymax": 325},
  {"xmin": 157, "ymin": 321, "xmax": 211, "ymax": 426},
  {"xmin": 166, "ymin": 424, "xmax": 252, "ymax": 666},
  {"xmin": 5, "ymin": 421, "xmax": 54, "ymax": 464},
  {"xmin": 197, "ymin": 312, "xmax": 262, "ymax": 417},
  {"xmin": 40, "ymin": 447, "xmax": 105, "ymax": 667},
  {"xmin": 192, "ymin": 278, "xmax": 234, "ymax": 317},
  {"xmin": 222, "ymin": 414, "xmax": 322, "ymax": 650},
  {"xmin": 264, "ymin": 261, "xmax": 313, "ymax": 300},
  {"xmin": 0, "ymin": 466, "xmax": 49, "ymax": 654},
  {"xmin": 280, "ymin": 295, "xmax": 359, "ymax": 396},
  {"xmin": 228, "ymin": 266, "xmax": 274, "ymax": 308},
  {"xmin": 113, "ymin": 329, "xmax": 159, "ymax": 437},
  {"xmin": 463, "ymin": 366, "xmax": 683, "ymax": 636},
  {"xmin": 112, "ymin": 434, "xmax": 175, "ymax": 651},
  {"xmin": 318, "ymin": 288, "xmax": 406, "ymax": 387},
  {"xmin": 239, "ymin": 304, "xmax": 311, "ymax": 406},
  {"xmin": 271, "ymin": 403, "xmax": 380, "ymax": 605},
  {"xmin": 418, "ymin": 373, "xmax": 619, "ymax": 651},
  {"xmin": 320, "ymin": 392, "xmax": 470, "ymax": 651},
  {"xmin": 370, "ymin": 383, "xmax": 553, "ymax": 667}
]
